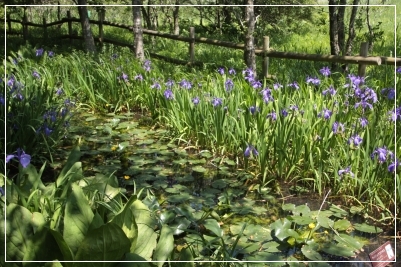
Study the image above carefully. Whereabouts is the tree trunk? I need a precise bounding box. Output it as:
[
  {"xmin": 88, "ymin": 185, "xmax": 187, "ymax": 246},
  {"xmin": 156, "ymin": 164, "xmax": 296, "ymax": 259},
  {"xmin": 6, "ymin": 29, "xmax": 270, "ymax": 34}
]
[
  {"xmin": 328, "ymin": 0, "xmax": 340, "ymax": 57},
  {"xmin": 173, "ymin": 1, "xmax": 180, "ymax": 35},
  {"xmin": 244, "ymin": 0, "xmax": 256, "ymax": 72},
  {"xmin": 337, "ymin": 0, "xmax": 346, "ymax": 54},
  {"xmin": 77, "ymin": 0, "xmax": 96, "ymax": 53},
  {"xmin": 132, "ymin": 0, "xmax": 144, "ymax": 61},
  {"xmin": 345, "ymin": 0, "xmax": 360, "ymax": 56}
]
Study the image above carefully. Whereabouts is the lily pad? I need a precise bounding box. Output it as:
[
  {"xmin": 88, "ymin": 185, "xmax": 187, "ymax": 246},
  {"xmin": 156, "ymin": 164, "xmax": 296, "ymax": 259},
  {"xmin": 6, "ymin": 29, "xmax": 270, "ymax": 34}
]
[
  {"xmin": 301, "ymin": 244, "xmax": 322, "ymax": 260},
  {"xmin": 334, "ymin": 219, "xmax": 351, "ymax": 231},
  {"xmin": 167, "ymin": 193, "xmax": 192, "ymax": 203},
  {"xmin": 192, "ymin": 166, "xmax": 207, "ymax": 173},
  {"xmin": 137, "ymin": 139, "xmax": 155, "ymax": 145},
  {"xmin": 353, "ymin": 223, "xmax": 383, "ymax": 234},
  {"xmin": 211, "ymin": 179, "xmax": 227, "ymax": 189},
  {"xmin": 85, "ymin": 116, "xmax": 98, "ymax": 122}
]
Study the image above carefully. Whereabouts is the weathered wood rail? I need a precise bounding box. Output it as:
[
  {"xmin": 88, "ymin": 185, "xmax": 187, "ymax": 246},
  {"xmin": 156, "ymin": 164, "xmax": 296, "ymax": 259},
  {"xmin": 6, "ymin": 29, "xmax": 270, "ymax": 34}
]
[{"xmin": 5, "ymin": 10, "xmax": 401, "ymax": 78}]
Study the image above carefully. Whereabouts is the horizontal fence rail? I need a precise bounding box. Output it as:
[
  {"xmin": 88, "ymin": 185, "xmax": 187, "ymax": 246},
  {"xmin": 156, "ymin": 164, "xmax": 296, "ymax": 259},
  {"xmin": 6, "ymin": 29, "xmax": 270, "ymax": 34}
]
[{"xmin": 5, "ymin": 11, "xmax": 401, "ymax": 78}]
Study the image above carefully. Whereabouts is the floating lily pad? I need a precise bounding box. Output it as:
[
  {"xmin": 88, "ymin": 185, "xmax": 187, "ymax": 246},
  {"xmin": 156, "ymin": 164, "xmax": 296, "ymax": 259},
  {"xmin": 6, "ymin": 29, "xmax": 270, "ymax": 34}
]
[
  {"xmin": 175, "ymin": 175, "xmax": 194, "ymax": 183},
  {"xmin": 137, "ymin": 139, "xmax": 155, "ymax": 145},
  {"xmin": 192, "ymin": 166, "xmax": 207, "ymax": 173},
  {"xmin": 85, "ymin": 116, "xmax": 98, "ymax": 122},
  {"xmin": 174, "ymin": 149, "xmax": 187, "ymax": 156},
  {"xmin": 301, "ymin": 244, "xmax": 322, "ymax": 260},
  {"xmin": 165, "ymin": 187, "xmax": 181, "ymax": 194},
  {"xmin": 187, "ymin": 158, "xmax": 207, "ymax": 165},
  {"xmin": 223, "ymin": 159, "xmax": 236, "ymax": 166},
  {"xmin": 334, "ymin": 219, "xmax": 351, "ymax": 231},
  {"xmin": 334, "ymin": 233, "xmax": 363, "ymax": 251},
  {"xmin": 321, "ymin": 243, "xmax": 355, "ymax": 257},
  {"xmin": 211, "ymin": 179, "xmax": 227, "ymax": 189},
  {"xmin": 167, "ymin": 192, "xmax": 192, "ymax": 203},
  {"xmin": 353, "ymin": 223, "xmax": 383, "ymax": 233},
  {"xmin": 173, "ymin": 158, "xmax": 187, "ymax": 165},
  {"xmin": 199, "ymin": 151, "xmax": 213, "ymax": 159},
  {"xmin": 292, "ymin": 204, "xmax": 311, "ymax": 216}
]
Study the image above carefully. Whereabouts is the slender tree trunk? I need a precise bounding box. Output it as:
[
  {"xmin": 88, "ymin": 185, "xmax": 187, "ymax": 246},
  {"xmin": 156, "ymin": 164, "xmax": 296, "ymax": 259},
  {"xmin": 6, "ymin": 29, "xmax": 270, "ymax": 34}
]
[
  {"xmin": 329, "ymin": 0, "xmax": 340, "ymax": 56},
  {"xmin": 337, "ymin": 0, "xmax": 346, "ymax": 54},
  {"xmin": 244, "ymin": 0, "xmax": 256, "ymax": 71},
  {"xmin": 132, "ymin": 0, "xmax": 144, "ymax": 61},
  {"xmin": 366, "ymin": 0, "xmax": 374, "ymax": 52},
  {"xmin": 173, "ymin": 1, "xmax": 180, "ymax": 35},
  {"xmin": 77, "ymin": 0, "xmax": 96, "ymax": 53},
  {"xmin": 345, "ymin": 0, "xmax": 360, "ymax": 56}
]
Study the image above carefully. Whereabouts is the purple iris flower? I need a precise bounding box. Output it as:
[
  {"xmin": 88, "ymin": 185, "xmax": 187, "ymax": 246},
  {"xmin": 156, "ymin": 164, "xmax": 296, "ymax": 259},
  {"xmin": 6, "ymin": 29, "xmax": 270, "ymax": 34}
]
[
  {"xmin": 251, "ymin": 80, "xmax": 262, "ymax": 89},
  {"xmin": 6, "ymin": 148, "xmax": 31, "ymax": 168},
  {"xmin": 261, "ymin": 88, "xmax": 274, "ymax": 104},
  {"xmin": 217, "ymin": 67, "xmax": 225, "ymax": 75},
  {"xmin": 249, "ymin": 106, "xmax": 259, "ymax": 115},
  {"xmin": 347, "ymin": 74, "xmax": 365, "ymax": 87},
  {"xmin": 322, "ymin": 85, "xmax": 336, "ymax": 96},
  {"xmin": 143, "ymin": 60, "xmax": 151, "ymax": 72},
  {"xmin": 121, "ymin": 73, "xmax": 129, "ymax": 82},
  {"xmin": 244, "ymin": 145, "xmax": 258, "ymax": 157},
  {"xmin": 44, "ymin": 126, "xmax": 53, "ymax": 136},
  {"xmin": 36, "ymin": 48, "xmax": 44, "ymax": 56},
  {"xmin": 48, "ymin": 51, "xmax": 55, "ymax": 57},
  {"xmin": 388, "ymin": 160, "xmax": 399, "ymax": 172},
  {"xmin": 228, "ymin": 68, "xmax": 236, "ymax": 75},
  {"xmin": 192, "ymin": 96, "xmax": 200, "ymax": 105},
  {"xmin": 381, "ymin": 88, "xmax": 395, "ymax": 100},
  {"xmin": 225, "ymin": 79, "xmax": 234, "ymax": 92},
  {"xmin": 211, "ymin": 97, "xmax": 223, "ymax": 107},
  {"xmin": 348, "ymin": 134, "xmax": 363, "ymax": 146},
  {"xmin": 288, "ymin": 81, "xmax": 299, "ymax": 90},
  {"xmin": 164, "ymin": 89, "xmax": 174, "ymax": 100},
  {"xmin": 318, "ymin": 108, "xmax": 332, "ymax": 120},
  {"xmin": 359, "ymin": 117, "xmax": 368, "ymax": 128},
  {"xmin": 179, "ymin": 79, "xmax": 192, "ymax": 89},
  {"xmin": 306, "ymin": 76, "xmax": 321, "ymax": 86},
  {"xmin": 151, "ymin": 82, "xmax": 161, "ymax": 90},
  {"xmin": 56, "ymin": 88, "xmax": 63, "ymax": 96},
  {"xmin": 32, "ymin": 71, "xmax": 40, "ymax": 79},
  {"xmin": 389, "ymin": 107, "xmax": 401, "ymax": 122},
  {"xmin": 320, "ymin": 66, "xmax": 331, "ymax": 76},
  {"xmin": 371, "ymin": 147, "xmax": 393, "ymax": 163},
  {"xmin": 273, "ymin": 83, "xmax": 283, "ymax": 90},
  {"xmin": 396, "ymin": 67, "xmax": 401, "ymax": 74},
  {"xmin": 332, "ymin": 122, "xmax": 345, "ymax": 134},
  {"xmin": 266, "ymin": 112, "xmax": 277, "ymax": 121},
  {"xmin": 165, "ymin": 79, "xmax": 175, "ymax": 88},
  {"xmin": 338, "ymin": 166, "xmax": 354, "ymax": 177},
  {"xmin": 134, "ymin": 74, "xmax": 143, "ymax": 81},
  {"xmin": 243, "ymin": 68, "xmax": 255, "ymax": 82},
  {"xmin": 0, "ymin": 94, "xmax": 4, "ymax": 106}
]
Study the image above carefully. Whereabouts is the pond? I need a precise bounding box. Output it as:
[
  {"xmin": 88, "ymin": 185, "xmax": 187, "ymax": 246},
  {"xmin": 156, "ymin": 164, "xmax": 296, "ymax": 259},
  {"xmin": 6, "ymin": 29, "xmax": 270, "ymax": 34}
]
[{"xmin": 49, "ymin": 110, "xmax": 398, "ymax": 266}]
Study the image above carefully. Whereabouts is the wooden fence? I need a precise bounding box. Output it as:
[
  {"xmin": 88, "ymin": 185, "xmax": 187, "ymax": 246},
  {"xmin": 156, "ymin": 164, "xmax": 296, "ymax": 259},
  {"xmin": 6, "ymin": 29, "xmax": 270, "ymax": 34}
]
[{"xmin": 6, "ymin": 10, "xmax": 401, "ymax": 78}]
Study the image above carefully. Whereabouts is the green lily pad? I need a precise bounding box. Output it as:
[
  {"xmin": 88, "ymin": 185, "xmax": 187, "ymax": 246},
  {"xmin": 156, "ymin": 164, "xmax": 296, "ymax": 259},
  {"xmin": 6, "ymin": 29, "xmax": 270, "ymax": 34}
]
[
  {"xmin": 282, "ymin": 203, "xmax": 295, "ymax": 211},
  {"xmin": 211, "ymin": 179, "xmax": 227, "ymax": 189},
  {"xmin": 173, "ymin": 149, "xmax": 187, "ymax": 157},
  {"xmin": 137, "ymin": 139, "xmax": 155, "ymax": 145},
  {"xmin": 199, "ymin": 151, "xmax": 213, "ymax": 159},
  {"xmin": 334, "ymin": 219, "xmax": 351, "ymax": 231},
  {"xmin": 167, "ymin": 193, "xmax": 192, "ymax": 203},
  {"xmin": 175, "ymin": 175, "xmax": 194, "ymax": 183},
  {"xmin": 173, "ymin": 159, "xmax": 187, "ymax": 165},
  {"xmin": 187, "ymin": 158, "xmax": 206, "ymax": 165},
  {"xmin": 192, "ymin": 166, "xmax": 207, "ymax": 173},
  {"xmin": 290, "ymin": 215, "xmax": 314, "ymax": 225},
  {"xmin": 329, "ymin": 204, "xmax": 348, "ymax": 218},
  {"xmin": 350, "ymin": 206, "xmax": 364, "ymax": 215},
  {"xmin": 316, "ymin": 213, "xmax": 334, "ymax": 229},
  {"xmin": 353, "ymin": 223, "xmax": 383, "ymax": 234},
  {"xmin": 85, "ymin": 116, "xmax": 98, "ymax": 122},
  {"xmin": 203, "ymin": 219, "xmax": 223, "ymax": 237},
  {"xmin": 321, "ymin": 243, "xmax": 355, "ymax": 257},
  {"xmin": 292, "ymin": 205, "xmax": 310, "ymax": 216},
  {"xmin": 334, "ymin": 233, "xmax": 363, "ymax": 251},
  {"xmin": 301, "ymin": 244, "xmax": 322, "ymax": 260}
]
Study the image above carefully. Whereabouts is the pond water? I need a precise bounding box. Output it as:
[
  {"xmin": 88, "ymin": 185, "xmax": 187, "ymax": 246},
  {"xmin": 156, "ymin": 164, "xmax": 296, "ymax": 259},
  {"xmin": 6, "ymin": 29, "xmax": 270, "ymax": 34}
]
[{"xmin": 51, "ymin": 111, "xmax": 398, "ymax": 266}]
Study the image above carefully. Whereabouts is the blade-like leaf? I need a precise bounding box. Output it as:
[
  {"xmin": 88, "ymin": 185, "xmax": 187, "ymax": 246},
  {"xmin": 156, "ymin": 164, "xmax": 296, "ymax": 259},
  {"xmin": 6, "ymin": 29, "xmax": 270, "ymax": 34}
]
[
  {"xmin": 153, "ymin": 225, "xmax": 174, "ymax": 266},
  {"xmin": 56, "ymin": 146, "xmax": 82, "ymax": 186}
]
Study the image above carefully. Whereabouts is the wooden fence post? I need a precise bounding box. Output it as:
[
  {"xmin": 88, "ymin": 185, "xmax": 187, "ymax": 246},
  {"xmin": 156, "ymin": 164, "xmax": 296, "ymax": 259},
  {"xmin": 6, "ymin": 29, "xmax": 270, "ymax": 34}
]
[
  {"xmin": 23, "ymin": 14, "xmax": 28, "ymax": 41},
  {"xmin": 67, "ymin": 10, "xmax": 72, "ymax": 43},
  {"xmin": 263, "ymin": 36, "xmax": 269, "ymax": 78},
  {"xmin": 358, "ymin": 42, "xmax": 369, "ymax": 77},
  {"xmin": 189, "ymin": 27, "xmax": 195, "ymax": 64},
  {"xmin": 7, "ymin": 14, "xmax": 11, "ymax": 31},
  {"xmin": 98, "ymin": 9, "xmax": 104, "ymax": 45},
  {"xmin": 43, "ymin": 17, "xmax": 47, "ymax": 41}
]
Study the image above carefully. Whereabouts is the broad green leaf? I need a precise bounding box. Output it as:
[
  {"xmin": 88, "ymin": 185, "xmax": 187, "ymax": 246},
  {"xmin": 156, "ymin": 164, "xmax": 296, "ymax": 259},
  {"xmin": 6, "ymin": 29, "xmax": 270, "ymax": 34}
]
[
  {"xmin": 282, "ymin": 203, "xmax": 295, "ymax": 211},
  {"xmin": 6, "ymin": 203, "xmax": 34, "ymax": 261},
  {"xmin": 19, "ymin": 163, "xmax": 46, "ymax": 193},
  {"xmin": 290, "ymin": 215, "xmax": 314, "ymax": 225},
  {"xmin": 0, "ymin": 215, "xmax": 5, "ymax": 266},
  {"xmin": 88, "ymin": 212, "xmax": 105, "ymax": 231},
  {"xmin": 329, "ymin": 204, "xmax": 348, "ymax": 218},
  {"xmin": 176, "ymin": 247, "xmax": 194, "ymax": 266},
  {"xmin": 333, "ymin": 219, "xmax": 351, "ymax": 231},
  {"xmin": 23, "ymin": 227, "xmax": 65, "ymax": 264},
  {"xmin": 75, "ymin": 222, "xmax": 131, "ymax": 266},
  {"xmin": 292, "ymin": 204, "xmax": 310, "ymax": 216},
  {"xmin": 321, "ymin": 243, "xmax": 355, "ymax": 257},
  {"xmin": 85, "ymin": 116, "xmax": 97, "ymax": 122},
  {"xmin": 153, "ymin": 225, "xmax": 174, "ymax": 266},
  {"xmin": 30, "ymin": 212, "xmax": 46, "ymax": 234},
  {"xmin": 192, "ymin": 166, "xmax": 207, "ymax": 173},
  {"xmin": 316, "ymin": 213, "xmax": 334, "ymax": 228},
  {"xmin": 270, "ymin": 218, "xmax": 292, "ymax": 241},
  {"xmin": 334, "ymin": 233, "xmax": 363, "ymax": 251},
  {"xmin": 48, "ymin": 229, "xmax": 74, "ymax": 263},
  {"xmin": 111, "ymin": 195, "xmax": 139, "ymax": 253},
  {"xmin": 131, "ymin": 199, "xmax": 158, "ymax": 260},
  {"xmin": 117, "ymin": 253, "xmax": 156, "ymax": 267},
  {"xmin": 301, "ymin": 244, "xmax": 322, "ymax": 260},
  {"xmin": 63, "ymin": 183, "xmax": 94, "ymax": 255},
  {"xmin": 169, "ymin": 216, "xmax": 191, "ymax": 235},
  {"xmin": 203, "ymin": 219, "xmax": 223, "ymax": 237},
  {"xmin": 353, "ymin": 223, "xmax": 383, "ymax": 233}
]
